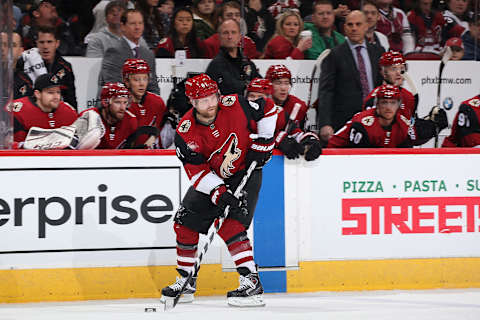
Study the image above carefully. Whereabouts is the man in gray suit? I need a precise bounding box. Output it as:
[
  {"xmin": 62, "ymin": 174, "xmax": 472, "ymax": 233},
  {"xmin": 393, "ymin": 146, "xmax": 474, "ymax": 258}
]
[
  {"xmin": 317, "ymin": 10, "xmax": 384, "ymax": 143},
  {"xmin": 98, "ymin": 9, "xmax": 159, "ymax": 94}
]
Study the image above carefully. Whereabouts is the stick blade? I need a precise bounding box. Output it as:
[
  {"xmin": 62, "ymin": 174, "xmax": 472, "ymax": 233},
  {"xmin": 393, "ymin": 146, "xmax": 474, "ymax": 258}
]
[{"xmin": 442, "ymin": 46, "xmax": 453, "ymax": 64}]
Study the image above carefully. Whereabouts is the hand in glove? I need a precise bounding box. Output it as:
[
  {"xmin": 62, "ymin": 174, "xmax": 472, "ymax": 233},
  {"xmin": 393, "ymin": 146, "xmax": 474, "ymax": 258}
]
[
  {"xmin": 301, "ymin": 135, "xmax": 322, "ymax": 161},
  {"xmin": 246, "ymin": 137, "xmax": 274, "ymax": 169},
  {"xmin": 277, "ymin": 133, "xmax": 304, "ymax": 159},
  {"xmin": 428, "ymin": 107, "xmax": 448, "ymax": 131},
  {"xmin": 210, "ymin": 184, "xmax": 247, "ymax": 217}
]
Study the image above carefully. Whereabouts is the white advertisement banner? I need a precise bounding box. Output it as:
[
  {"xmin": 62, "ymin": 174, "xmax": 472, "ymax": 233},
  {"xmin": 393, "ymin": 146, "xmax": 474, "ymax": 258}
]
[
  {"xmin": 290, "ymin": 152, "xmax": 480, "ymax": 261},
  {"xmin": 0, "ymin": 154, "xmax": 189, "ymax": 269}
]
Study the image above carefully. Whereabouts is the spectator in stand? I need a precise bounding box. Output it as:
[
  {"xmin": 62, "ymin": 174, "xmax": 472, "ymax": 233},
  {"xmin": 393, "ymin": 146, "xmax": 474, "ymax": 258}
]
[
  {"xmin": 362, "ymin": 1, "xmax": 390, "ymax": 52},
  {"xmin": 85, "ymin": 1, "xmax": 131, "ymax": 58},
  {"xmin": 88, "ymin": 0, "xmax": 134, "ymax": 35},
  {"xmin": 192, "ymin": 0, "xmax": 217, "ymax": 40},
  {"xmin": 1, "ymin": 32, "xmax": 33, "ymax": 99},
  {"xmin": 204, "ymin": 1, "xmax": 260, "ymax": 59},
  {"xmin": 462, "ymin": 13, "xmax": 480, "ymax": 60},
  {"xmin": 316, "ymin": 10, "xmax": 384, "ymax": 142},
  {"xmin": 136, "ymin": 0, "xmax": 165, "ymax": 50},
  {"xmin": 304, "ymin": 0, "xmax": 346, "ymax": 60},
  {"xmin": 245, "ymin": 0, "xmax": 276, "ymax": 51},
  {"xmin": 18, "ymin": 0, "xmax": 85, "ymax": 56},
  {"xmin": 98, "ymin": 9, "xmax": 159, "ymax": 94},
  {"xmin": 268, "ymin": 0, "xmax": 301, "ymax": 19},
  {"xmin": 443, "ymin": 0, "xmax": 471, "ymax": 34},
  {"xmin": 376, "ymin": 0, "xmax": 415, "ymax": 53},
  {"xmin": 16, "ymin": 25, "xmax": 78, "ymax": 109},
  {"xmin": 156, "ymin": 7, "xmax": 207, "ymax": 58},
  {"xmin": 158, "ymin": 0, "xmax": 174, "ymax": 34},
  {"xmin": 444, "ymin": 36, "xmax": 465, "ymax": 60},
  {"xmin": 263, "ymin": 10, "xmax": 312, "ymax": 59},
  {"xmin": 407, "ymin": 0, "xmax": 464, "ymax": 54},
  {"xmin": 9, "ymin": 73, "xmax": 78, "ymax": 145},
  {"xmin": 206, "ymin": 19, "xmax": 261, "ymax": 95}
]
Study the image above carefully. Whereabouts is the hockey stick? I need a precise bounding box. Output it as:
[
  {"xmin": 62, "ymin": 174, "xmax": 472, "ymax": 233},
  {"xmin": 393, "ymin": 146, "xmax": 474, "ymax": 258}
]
[
  {"xmin": 402, "ymin": 72, "xmax": 419, "ymax": 117},
  {"xmin": 165, "ymin": 161, "xmax": 258, "ymax": 311},
  {"xmin": 305, "ymin": 49, "xmax": 331, "ymax": 133},
  {"xmin": 434, "ymin": 46, "xmax": 453, "ymax": 148},
  {"xmin": 285, "ymin": 102, "xmax": 301, "ymax": 134}
]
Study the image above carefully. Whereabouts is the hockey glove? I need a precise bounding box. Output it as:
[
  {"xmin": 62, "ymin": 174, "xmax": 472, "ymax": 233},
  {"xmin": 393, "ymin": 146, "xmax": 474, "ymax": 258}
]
[
  {"xmin": 246, "ymin": 137, "xmax": 275, "ymax": 169},
  {"xmin": 277, "ymin": 131, "xmax": 304, "ymax": 159},
  {"xmin": 301, "ymin": 135, "xmax": 322, "ymax": 161},
  {"xmin": 210, "ymin": 184, "xmax": 247, "ymax": 217},
  {"xmin": 428, "ymin": 107, "xmax": 448, "ymax": 131}
]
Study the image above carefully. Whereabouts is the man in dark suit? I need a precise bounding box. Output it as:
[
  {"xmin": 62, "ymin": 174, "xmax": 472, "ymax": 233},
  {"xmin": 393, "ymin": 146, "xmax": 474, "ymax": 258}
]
[
  {"xmin": 316, "ymin": 10, "xmax": 384, "ymax": 142},
  {"xmin": 98, "ymin": 9, "xmax": 159, "ymax": 94}
]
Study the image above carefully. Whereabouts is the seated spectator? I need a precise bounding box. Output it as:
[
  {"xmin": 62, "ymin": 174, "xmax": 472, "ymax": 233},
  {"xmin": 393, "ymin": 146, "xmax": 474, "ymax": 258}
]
[
  {"xmin": 264, "ymin": 65, "xmax": 322, "ymax": 161},
  {"xmin": 442, "ymin": 93, "xmax": 480, "ymax": 147},
  {"xmin": 376, "ymin": 0, "xmax": 415, "ymax": 53},
  {"xmin": 90, "ymin": 82, "xmax": 138, "ymax": 149},
  {"xmin": 85, "ymin": 1, "xmax": 129, "ymax": 58},
  {"xmin": 192, "ymin": 0, "xmax": 217, "ymax": 40},
  {"xmin": 16, "ymin": 25, "xmax": 78, "ymax": 109},
  {"xmin": 8, "ymin": 73, "xmax": 78, "ymax": 145},
  {"xmin": 157, "ymin": 0, "xmax": 174, "ymax": 34},
  {"xmin": 88, "ymin": 0, "xmax": 134, "ymax": 35},
  {"xmin": 122, "ymin": 58, "xmax": 173, "ymax": 148},
  {"xmin": 136, "ymin": 0, "xmax": 165, "ymax": 50},
  {"xmin": 444, "ymin": 37, "xmax": 465, "ymax": 60},
  {"xmin": 407, "ymin": 0, "xmax": 463, "ymax": 54},
  {"xmin": 264, "ymin": 10, "xmax": 312, "ymax": 59},
  {"xmin": 362, "ymin": 1, "xmax": 390, "ymax": 52},
  {"xmin": 245, "ymin": 0, "xmax": 276, "ymax": 51},
  {"xmin": 268, "ymin": 0, "xmax": 301, "ymax": 19},
  {"xmin": 443, "ymin": 0, "xmax": 471, "ymax": 34},
  {"xmin": 1, "ymin": 32, "xmax": 33, "ymax": 99},
  {"xmin": 203, "ymin": 1, "xmax": 259, "ymax": 59},
  {"xmin": 206, "ymin": 19, "xmax": 261, "ymax": 95},
  {"xmin": 462, "ymin": 13, "xmax": 480, "ymax": 60},
  {"xmin": 18, "ymin": 0, "xmax": 85, "ymax": 56},
  {"xmin": 304, "ymin": 0, "xmax": 346, "ymax": 60},
  {"xmin": 328, "ymin": 84, "xmax": 448, "ymax": 148},
  {"xmin": 98, "ymin": 9, "xmax": 159, "ymax": 94},
  {"xmin": 156, "ymin": 7, "xmax": 207, "ymax": 58}
]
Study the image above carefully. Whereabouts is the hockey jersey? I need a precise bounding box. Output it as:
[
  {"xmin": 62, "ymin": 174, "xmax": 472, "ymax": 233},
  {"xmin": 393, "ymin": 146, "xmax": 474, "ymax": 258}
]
[
  {"xmin": 363, "ymin": 86, "xmax": 416, "ymax": 119},
  {"xmin": 442, "ymin": 95, "xmax": 480, "ymax": 147},
  {"xmin": 175, "ymin": 94, "xmax": 277, "ymax": 195}
]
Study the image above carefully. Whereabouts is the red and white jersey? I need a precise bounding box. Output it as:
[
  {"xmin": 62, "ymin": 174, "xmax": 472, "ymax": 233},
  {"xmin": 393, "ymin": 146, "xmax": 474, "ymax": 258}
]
[
  {"xmin": 376, "ymin": 7, "xmax": 410, "ymax": 52},
  {"xmin": 8, "ymin": 96, "xmax": 78, "ymax": 142},
  {"xmin": 363, "ymin": 86, "xmax": 416, "ymax": 119},
  {"xmin": 443, "ymin": 10, "xmax": 468, "ymax": 36},
  {"xmin": 442, "ymin": 95, "xmax": 480, "ymax": 147},
  {"xmin": 129, "ymin": 91, "xmax": 167, "ymax": 147},
  {"xmin": 203, "ymin": 33, "xmax": 259, "ymax": 59},
  {"xmin": 175, "ymin": 94, "xmax": 277, "ymax": 195},
  {"xmin": 82, "ymin": 108, "xmax": 138, "ymax": 149},
  {"xmin": 274, "ymin": 94, "xmax": 308, "ymax": 141},
  {"xmin": 328, "ymin": 108, "xmax": 416, "ymax": 148}
]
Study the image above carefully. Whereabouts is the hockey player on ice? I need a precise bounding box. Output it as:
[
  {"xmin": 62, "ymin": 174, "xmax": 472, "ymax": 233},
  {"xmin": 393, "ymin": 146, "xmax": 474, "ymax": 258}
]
[
  {"xmin": 265, "ymin": 65, "xmax": 322, "ymax": 160},
  {"xmin": 161, "ymin": 73, "xmax": 277, "ymax": 307},
  {"xmin": 328, "ymin": 84, "xmax": 448, "ymax": 148}
]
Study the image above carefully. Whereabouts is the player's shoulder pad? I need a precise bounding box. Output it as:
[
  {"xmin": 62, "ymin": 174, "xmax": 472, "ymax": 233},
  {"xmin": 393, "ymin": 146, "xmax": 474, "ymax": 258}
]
[
  {"xmin": 60, "ymin": 101, "xmax": 77, "ymax": 113},
  {"xmin": 220, "ymin": 94, "xmax": 237, "ymax": 107},
  {"xmin": 176, "ymin": 110, "xmax": 195, "ymax": 135},
  {"xmin": 360, "ymin": 115, "xmax": 376, "ymax": 127},
  {"xmin": 399, "ymin": 114, "xmax": 411, "ymax": 126},
  {"xmin": 8, "ymin": 100, "xmax": 26, "ymax": 113},
  {"xmin": 464, "ymin": 97, "xmax": 480, "ymax": 108}
]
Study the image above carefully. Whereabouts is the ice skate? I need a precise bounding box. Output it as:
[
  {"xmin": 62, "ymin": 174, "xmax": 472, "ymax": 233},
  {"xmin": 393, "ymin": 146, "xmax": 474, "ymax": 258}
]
[
  {"xmin": 227, "ymin": 267, "xmax": 265, "ymax": 307},
  {"xmin": 160, "ymin": 269, "xmax": 197, "ymax": 305}
]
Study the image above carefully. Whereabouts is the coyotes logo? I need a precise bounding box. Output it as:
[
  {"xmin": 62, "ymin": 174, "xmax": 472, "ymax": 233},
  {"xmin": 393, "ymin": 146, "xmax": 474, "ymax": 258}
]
[{"xmin": 208, "ymin": 133, "xmax": 242, "ymax": 178}]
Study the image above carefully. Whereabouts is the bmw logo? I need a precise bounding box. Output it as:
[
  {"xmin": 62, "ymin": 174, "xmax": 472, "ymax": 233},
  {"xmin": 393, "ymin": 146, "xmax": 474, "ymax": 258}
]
[{"xmin": 443, "ymin": 97, "xmax": 454, "ymax": 110}]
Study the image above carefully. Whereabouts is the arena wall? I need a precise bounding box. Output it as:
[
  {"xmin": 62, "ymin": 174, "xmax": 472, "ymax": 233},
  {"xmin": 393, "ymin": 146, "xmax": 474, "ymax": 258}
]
[{"xmin": 0, "ymin": 149, "xmax": 479, "ymax": 303}]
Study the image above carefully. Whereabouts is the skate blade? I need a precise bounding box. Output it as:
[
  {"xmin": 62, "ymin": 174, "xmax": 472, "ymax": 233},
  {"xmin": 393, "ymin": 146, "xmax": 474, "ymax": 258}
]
[
  {"xmin": 160, "ymin": 294, "xmax": 194, "ymax": 308},
  {"xmin": 227, "ymin": 295, "xmax": 265, "ymax": 307}
]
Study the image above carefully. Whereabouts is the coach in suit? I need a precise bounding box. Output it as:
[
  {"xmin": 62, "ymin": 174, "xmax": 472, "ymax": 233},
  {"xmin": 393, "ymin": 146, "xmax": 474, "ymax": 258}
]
[
  {"xmin": 98, "ymin": 9, "xmax": 159, "ymax": 94},
  {"xmin": 316, "ymin": 10, "xmax": 384, "ymax": 142}
]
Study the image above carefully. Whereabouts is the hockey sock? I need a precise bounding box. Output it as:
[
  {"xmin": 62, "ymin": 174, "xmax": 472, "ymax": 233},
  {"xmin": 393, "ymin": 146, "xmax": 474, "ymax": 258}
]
[
  {"xmin": 174, "ymin": 223, "xmax": 199, "ymax": 275},
  {"xmin": 218, "ymin": 219, "xmax": 256, "ymax": 274}
]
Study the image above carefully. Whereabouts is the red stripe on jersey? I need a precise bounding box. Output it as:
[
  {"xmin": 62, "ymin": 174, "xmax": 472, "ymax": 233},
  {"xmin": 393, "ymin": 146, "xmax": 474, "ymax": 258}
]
[
  {"xmin": 218, "ymin": 219, "xmax": 246, "ymax": 242},
  {"xmin": 177, "ymin": 260, "xmax": 195, "ymax": 267},
  {"xmin": 177, "ymin": 248, "xmax": 196, "ymax": 258}
]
